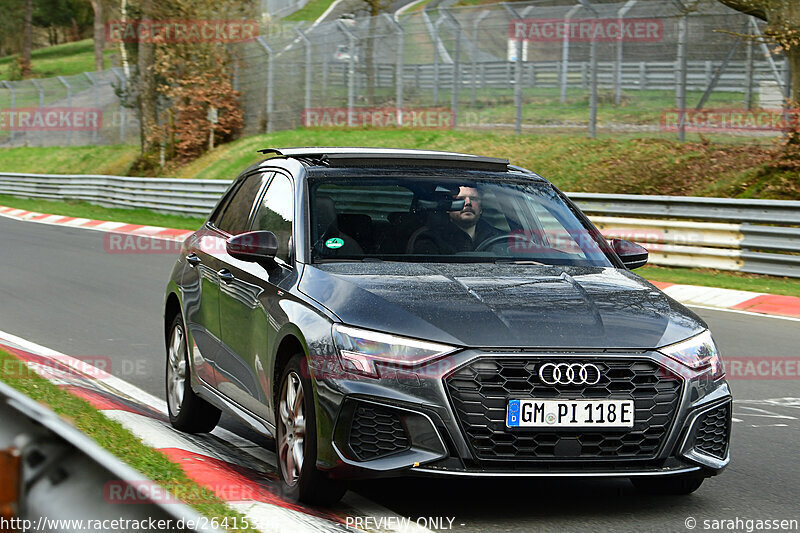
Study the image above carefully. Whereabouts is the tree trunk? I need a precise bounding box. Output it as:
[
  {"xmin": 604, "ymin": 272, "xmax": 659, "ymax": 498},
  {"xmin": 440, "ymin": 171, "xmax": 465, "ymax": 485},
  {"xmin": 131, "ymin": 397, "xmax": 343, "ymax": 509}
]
[
  {"xmin": 90, "ymin": 0, "xmax": 105, "ymax": 71},
  {"xmin": 137, "ymin": 0, "xmax": 158, "ymax": 155},
  {"xmin": 21, "ymin": 0, "xmax": 32, "ymax": 77}
]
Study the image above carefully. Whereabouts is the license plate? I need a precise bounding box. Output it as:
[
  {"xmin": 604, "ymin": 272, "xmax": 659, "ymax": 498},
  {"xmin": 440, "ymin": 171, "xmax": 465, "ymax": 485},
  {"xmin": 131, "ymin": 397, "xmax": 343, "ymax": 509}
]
[{"xmin": 506, "ymin": 399, "xmax": 634, "ymax": 428}]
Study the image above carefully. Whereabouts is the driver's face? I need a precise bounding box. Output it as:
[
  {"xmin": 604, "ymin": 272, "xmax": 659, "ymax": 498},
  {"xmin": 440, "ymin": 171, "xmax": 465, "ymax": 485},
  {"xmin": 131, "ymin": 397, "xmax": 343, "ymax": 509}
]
[{"xmin": 449, "ymin": 186, "xmax": 482, "ymax": 228}]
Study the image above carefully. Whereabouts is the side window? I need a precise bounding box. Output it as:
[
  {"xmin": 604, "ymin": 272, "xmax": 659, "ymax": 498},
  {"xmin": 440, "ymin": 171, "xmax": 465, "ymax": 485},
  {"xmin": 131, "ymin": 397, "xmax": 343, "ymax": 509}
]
[
  {"xmin": 252, "ymin": 173, "xmax": 293, "ymax": 263},
  {"xmin": 216, "ymin": 173, "xmax": 267, "ymax": 235}
]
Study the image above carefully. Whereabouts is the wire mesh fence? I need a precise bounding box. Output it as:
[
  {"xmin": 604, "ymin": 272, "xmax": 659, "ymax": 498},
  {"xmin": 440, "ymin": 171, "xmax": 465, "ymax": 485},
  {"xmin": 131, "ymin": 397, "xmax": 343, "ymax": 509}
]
[{"xmin": 0, "ymin": 0, "xmax": 792, "ymax": 147}]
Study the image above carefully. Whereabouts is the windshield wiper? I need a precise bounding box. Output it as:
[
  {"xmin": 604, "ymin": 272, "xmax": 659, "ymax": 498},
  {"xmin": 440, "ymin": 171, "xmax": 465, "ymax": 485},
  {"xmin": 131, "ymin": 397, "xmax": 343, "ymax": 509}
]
[{"xmin": 494, "ymin": 259, "xmax": 545, "ymax": 265}]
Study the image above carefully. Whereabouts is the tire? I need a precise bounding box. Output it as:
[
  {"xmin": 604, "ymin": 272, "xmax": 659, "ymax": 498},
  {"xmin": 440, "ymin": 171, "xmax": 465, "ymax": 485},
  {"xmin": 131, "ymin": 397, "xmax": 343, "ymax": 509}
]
[
  {"xmin": 631, "ymin": 473, "xmax": 705, "ymax": 495},
  {"xmin": 166, "ymin": 314, "xmax": 221, "ymax": 433},
  {"xmin": 276, "ymin": 354, "xmax": 347, "ymax": 505}
]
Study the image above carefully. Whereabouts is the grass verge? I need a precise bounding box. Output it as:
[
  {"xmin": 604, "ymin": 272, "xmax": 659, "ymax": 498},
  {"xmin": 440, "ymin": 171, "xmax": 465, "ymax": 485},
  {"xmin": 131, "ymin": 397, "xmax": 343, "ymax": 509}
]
[
  {"xmin": 0, "ymin": 145, "xmax": 138, "ymax": 176},
  {"xmin": 0, "ymin": 348, "xmax": 257, "ymax": 532},
  {"xmin": 0, "ymin": 194, "xmax": 206, "ymax": 231},
  {"xmin": 0, "ymin": 39, "xmax": 113, "ymax": 79},
  {"xmin": 283, "ymin": 0, "xmax": 336, "ymax": 22},
  {"xmin": 639, "ymin": 264, "xmax": 800, "ymax": 298}
]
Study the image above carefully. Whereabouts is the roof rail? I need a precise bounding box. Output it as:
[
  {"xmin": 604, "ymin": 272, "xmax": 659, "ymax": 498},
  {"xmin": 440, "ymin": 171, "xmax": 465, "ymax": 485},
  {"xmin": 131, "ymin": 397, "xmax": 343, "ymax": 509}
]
[{"xmin": 256, "ymin": 147, "xmax": 509, "ymax": 172}]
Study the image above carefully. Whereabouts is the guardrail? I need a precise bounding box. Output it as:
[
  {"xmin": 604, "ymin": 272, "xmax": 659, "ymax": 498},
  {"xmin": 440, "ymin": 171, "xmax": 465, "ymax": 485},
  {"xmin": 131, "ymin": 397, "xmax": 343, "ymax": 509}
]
[
  {"xmin": 0, "ymin": 172, "xmax": 798, "ymax": 278},
  {"xmin": 0, "ymin": 379, "xmax": 218, "ymax": 533}
]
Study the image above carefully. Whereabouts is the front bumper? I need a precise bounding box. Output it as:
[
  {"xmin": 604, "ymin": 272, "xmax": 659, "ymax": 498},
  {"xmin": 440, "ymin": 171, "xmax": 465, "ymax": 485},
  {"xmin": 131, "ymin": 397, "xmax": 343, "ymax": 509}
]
[{"xmin": 311, "ymin": 349, "xmax": 732, "ymax": 479}]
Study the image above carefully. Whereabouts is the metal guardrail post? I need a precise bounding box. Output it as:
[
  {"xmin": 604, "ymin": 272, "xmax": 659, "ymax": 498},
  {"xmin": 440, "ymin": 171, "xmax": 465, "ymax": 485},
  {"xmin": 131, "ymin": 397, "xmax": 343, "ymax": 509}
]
[
  {"xmin": 471, "ymin": 10, "xmax": 490, "ymax": 107},
  {"xmin": 337, "ymin": 21, "xmax": 358, "ymax": 127},
  {"xmin": 57, "ymin": 76, "xmax": 73, "ymax": 145},
  {"xmin": 256, "ymin": 37, "xmax": 275, "ymax": 133},
  {"xmin": 615, "ymin": 0, "xmax": 638, "ymax": 105},
  {"xmin": 110, "ymin": 67, "xmax": 127, "ymax": 143},
  {"xmin": 561, "ymin": 3, "xmax": 582, "ymax": 104},
  {"xmin": 296, "ymin": 28, "xmax": 312, "ymax": 113},
  {"xmin": 84, "ymin": 72, "xmax": 99, "ymax": 144},
  {"xmin": 384, "ymin": 13, "xmax": 405, "ymax": 126},
  {"xmin": 1, "ymin": 81, "xmax": 15, "ymax": 142}
]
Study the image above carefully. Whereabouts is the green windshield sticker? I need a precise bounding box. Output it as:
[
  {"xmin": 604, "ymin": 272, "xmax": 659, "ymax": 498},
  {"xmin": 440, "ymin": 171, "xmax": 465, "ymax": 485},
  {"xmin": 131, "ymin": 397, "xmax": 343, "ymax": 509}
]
[{"xmin": 325, "ymin": 237, "xmax": 344, "ymax": 249}]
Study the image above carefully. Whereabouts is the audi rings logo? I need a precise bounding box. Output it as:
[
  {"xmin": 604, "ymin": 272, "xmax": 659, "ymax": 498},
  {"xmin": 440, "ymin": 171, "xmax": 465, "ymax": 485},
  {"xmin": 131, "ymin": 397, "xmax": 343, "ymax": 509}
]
[{"xmin": 539, "ymin": 363, "xmax": 602, "ymax": 386}]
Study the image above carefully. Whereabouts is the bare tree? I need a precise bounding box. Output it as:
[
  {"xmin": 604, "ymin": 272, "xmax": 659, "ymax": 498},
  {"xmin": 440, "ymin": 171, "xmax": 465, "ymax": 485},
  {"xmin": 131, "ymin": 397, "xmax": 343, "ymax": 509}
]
[
  {"xmin": 90, "ymin": 0, "xmax": 104, "ymax": 70},
  {"xmin": 22, "ymin": 0, "xmax": 33, "ymax": 76},
  {"xmin": 717, "ymin": 0, "xmax": 800, "ymax": 103},
  {"xmin": 137, "ymin": 0, "xmax": 158, "ymax": 156}
]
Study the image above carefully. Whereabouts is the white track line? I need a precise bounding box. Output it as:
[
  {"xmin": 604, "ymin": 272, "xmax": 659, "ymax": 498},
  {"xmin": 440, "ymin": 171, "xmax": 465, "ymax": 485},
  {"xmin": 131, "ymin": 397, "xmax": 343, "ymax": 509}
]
[{"xmin": 685, "ymin": 304, "xmax": 800, "ymax": 322}]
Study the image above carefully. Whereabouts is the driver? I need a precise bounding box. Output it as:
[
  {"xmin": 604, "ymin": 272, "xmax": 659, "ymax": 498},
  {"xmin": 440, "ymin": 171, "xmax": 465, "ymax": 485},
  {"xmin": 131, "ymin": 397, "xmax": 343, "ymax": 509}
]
[{"xmin": 412, "ymin": 185, "xmax": 504, "ymax": 254}]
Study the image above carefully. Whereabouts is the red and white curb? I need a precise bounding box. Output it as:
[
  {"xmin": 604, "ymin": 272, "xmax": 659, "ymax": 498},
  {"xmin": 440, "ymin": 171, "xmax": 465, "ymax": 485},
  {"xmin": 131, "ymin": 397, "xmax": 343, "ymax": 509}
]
[
  {"xmin": 2, "ymin": 203, "xmax": 799, "ymax": 319},
  {"xmin": 650, "ymin": 282, "xmax": 800, "ymax": 319},
  {"xmin": 0, "ymin": 205, "xmax": 194, "ymax": 242},
  {"xmin": 0, "ymin": 329, "xmax": 433, "ymax": 533}
]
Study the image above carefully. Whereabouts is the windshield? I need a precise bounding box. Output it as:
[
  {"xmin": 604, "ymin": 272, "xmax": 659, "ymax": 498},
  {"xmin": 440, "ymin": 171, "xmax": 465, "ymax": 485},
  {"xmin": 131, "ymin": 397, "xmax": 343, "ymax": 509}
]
[{"xmin": 308, "ymin": 175, "xmax": 613, "ymax": 267}]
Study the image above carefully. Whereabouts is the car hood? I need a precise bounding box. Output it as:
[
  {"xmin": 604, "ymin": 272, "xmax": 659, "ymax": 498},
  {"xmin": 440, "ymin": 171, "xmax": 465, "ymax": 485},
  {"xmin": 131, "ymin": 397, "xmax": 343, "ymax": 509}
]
[{"xmin": 298, "ymin": 262, "xmax": 706, "ymax": 349}]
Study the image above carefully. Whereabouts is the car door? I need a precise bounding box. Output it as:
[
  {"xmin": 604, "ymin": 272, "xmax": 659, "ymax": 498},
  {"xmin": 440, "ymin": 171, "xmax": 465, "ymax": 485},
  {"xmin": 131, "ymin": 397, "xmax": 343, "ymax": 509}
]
[
  {"xmin": 185, "ymin": 171, "xmax": 269, "ymax": 389},
  {"xmin": 216, "ymin": 171, "xmax": 296, "ymax": 422},
  {"xmin": 181, "ymin": 180, "xmax": 245, "ymax": 386}
]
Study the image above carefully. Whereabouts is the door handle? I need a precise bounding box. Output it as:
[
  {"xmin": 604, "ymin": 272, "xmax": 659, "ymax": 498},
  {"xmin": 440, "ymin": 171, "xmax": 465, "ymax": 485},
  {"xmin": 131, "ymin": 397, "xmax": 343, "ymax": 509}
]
[
  {"xmin": 218, "ymin": 269, "xmax": 235, "ymax": 284},
  {"xmin": 186, "ymin": 253, "xmax": 201, "ymax": 266}
]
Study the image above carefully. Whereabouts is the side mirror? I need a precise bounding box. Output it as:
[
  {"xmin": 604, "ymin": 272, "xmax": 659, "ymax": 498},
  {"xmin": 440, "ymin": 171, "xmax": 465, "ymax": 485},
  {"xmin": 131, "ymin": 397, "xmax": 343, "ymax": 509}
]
[
  {"xmin": 226, "ymin": 231, "xmax": 278, "ymax": 263},
  {"xmin": 611, "ymin": 239, "xmax": 648, "ymax": 270}
]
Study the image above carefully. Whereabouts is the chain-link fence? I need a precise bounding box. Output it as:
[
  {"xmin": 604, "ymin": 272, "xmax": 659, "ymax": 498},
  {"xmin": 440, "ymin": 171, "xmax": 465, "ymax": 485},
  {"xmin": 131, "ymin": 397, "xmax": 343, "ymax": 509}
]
[
  {"xmin": 0, "ymin": 0, "xmax": 792, "ymax": 147},
  {"xmin": 0, "ymin": 68, "xmax": 138, "ymax": 147},
  {"xmin": 241, "ymin": 0, "xmax": 791, "ymax": 140}
]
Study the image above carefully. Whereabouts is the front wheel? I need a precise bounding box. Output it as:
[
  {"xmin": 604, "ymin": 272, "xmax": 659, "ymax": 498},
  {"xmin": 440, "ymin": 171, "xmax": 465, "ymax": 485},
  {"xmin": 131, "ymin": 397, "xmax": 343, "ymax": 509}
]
[
  {"xmin": 276, "ymin": 354, "xmax": 346, "ymax": 505},
  {"xmin": 631, "ymin": 473, "xmax": 705, "ymax": 495},
  {"xmin": 166, "ymin": 314, "xmax": 221, "ymax": 433}
]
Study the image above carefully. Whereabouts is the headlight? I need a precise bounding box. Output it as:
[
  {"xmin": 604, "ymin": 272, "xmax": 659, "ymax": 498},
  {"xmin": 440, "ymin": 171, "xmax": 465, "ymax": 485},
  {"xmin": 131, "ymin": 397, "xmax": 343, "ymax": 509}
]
[
  {"xmin": 332, "ymin": 324, "xmax": 457, "ymax": 377},
  {"xmin": 658, "ymin": 330, "xmax": 725, "ymax": 380}
]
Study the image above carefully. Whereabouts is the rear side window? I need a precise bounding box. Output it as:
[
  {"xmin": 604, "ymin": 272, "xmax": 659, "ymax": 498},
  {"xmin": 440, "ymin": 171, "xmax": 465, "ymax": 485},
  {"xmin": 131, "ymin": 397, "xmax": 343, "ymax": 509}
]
[{"xmin": 216, "ymin": 173, "xmax": 267, "ymax": 235}]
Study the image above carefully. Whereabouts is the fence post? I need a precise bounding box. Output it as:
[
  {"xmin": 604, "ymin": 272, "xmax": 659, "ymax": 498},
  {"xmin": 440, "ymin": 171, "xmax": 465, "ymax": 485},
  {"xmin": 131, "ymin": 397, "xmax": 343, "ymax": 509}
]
[
  {"xmin": 472, "ymin": 10, "xmax": 490, "ymax": 107},
  {"xmin": 744, "ymin": 22, "xmax": 754, "ymax": 110},
  {"xmin": 560, "ymin": 3, "xmax": 582, "ymax": 104},
  {"xmin": 443, "ymin": 10, "xmax": 462, "ymax": 128},
  {"xmin": 57, "ymin": 76, "xmax": 73, "ymax": 145},
  {"xmin": 256, "ymin": 37, "xmax": 274, "ymax": 133},
  {"xmin": 111, "ymin": 67, "xmax": 127, "ymax": 143},
  {"xmin": 616, "ymin": 0, "xmax": 638, "ymax": 105},
  {"xmin": 673, "ymin": 2, "xmax": 689, "ymax": 142},
  {"xmin": 30, "ymin": 79, "xmax": 44, "ymax": 108},
  {"xmin": 502, "ymin": 4, "xmax": 524, "ymax": 135},
  {"xmin": 433, "ymin": 17, "xmax": 445, "ymax": 106},
  {"xmin": 84, "ymin": 72, "xmax": 99, "ymax": 144},
  {"xmin": 578, "ymin": 0, "xmax": 598, "ymax": 138},
  {"xmin": 384, "ymin": 13, "xmax": 405, "ymax": 125},
  {"xmin": 337, "ymin": 21, "xmax": 358, "ymax": 126},
  {"xmin": 297, "ymin": 28, "xmax": 312, "ymax": 114}
]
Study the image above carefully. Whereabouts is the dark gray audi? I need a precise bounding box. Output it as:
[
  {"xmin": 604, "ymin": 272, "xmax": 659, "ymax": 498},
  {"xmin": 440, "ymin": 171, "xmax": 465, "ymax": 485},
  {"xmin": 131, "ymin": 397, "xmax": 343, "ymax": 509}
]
[{"xmin": 163, "ymin": 148, "xmax": 731, "ymax": 504}]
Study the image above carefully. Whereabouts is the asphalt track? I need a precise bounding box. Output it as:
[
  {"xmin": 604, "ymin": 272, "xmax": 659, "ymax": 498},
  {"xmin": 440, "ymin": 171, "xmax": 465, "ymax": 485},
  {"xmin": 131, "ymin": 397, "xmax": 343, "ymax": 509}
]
[{"xmin": 1, "ymin": 215, "xmax": 799, "ymax": 532}]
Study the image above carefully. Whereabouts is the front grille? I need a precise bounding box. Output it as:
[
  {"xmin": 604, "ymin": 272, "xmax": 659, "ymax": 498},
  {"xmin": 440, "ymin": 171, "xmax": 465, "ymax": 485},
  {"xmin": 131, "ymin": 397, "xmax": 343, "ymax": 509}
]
[
  {"xmin": 348, "ymin": 405, "xmax": 410, "ymax": 461},
  {"xmin": 693, "ymin": 403, "xmax": 731, "ymax": 459},
  {"xmin": 445, "ymin": 357, "xmax": 683, "ymax": 462}
]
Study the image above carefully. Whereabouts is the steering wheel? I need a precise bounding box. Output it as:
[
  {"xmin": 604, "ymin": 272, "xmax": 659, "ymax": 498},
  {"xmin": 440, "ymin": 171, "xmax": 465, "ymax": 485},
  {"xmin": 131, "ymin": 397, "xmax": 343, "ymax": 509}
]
[{"xmin": 475, "ymin": 233, "xmax": 537, "ymax": 253}]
